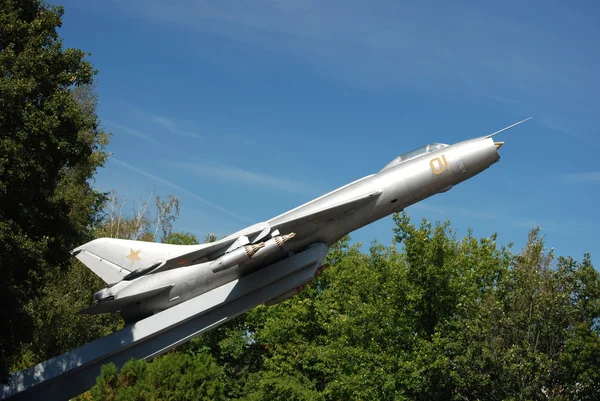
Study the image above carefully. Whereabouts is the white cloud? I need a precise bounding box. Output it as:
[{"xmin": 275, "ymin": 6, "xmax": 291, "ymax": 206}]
[
  {"xmin": 149, "ymin": 114, "xmax": 201, "ymax": 138},
  {"xmin": 110, "ymin": 157, "xmax": 250, "ymax": 222},
  {"xmin": 177, "ymin": 160, "xmax": 322, "ymax": 196},
  {"xmin": 412, "ymin": 202, "xmax": 498, "ymax": 221},
  {"xmin": 411, "ymin": 202, "xmax": 444, "ymax": 214},
  {"xmin": 104, "ymin": 120, "xmax": 161, "ymax": 145},
  {"xmin": 509, "ymin": 218, "xmax": 563, "ymax": 234},
  {"xmin": 413, "ymin": 202, "xmax": 561, "ymax": 232},
  {"xmin": 563, "ymin": 172, "xmax": 600, "ymax": 182},
  {"xmin": 119, "ymin": 103, "xmax": 202, "ymax": 139}
]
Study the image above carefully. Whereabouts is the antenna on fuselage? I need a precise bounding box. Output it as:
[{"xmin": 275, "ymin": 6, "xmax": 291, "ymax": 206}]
[{"xmin": 485, "ymin": 117, "xmax": 533, "ymax": 138}]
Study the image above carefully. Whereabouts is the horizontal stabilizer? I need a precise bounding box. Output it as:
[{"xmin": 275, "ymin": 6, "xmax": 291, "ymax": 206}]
[
  {"xmin": 74, "ymin": 249, "xmax": 131, "ymax": 284},
  {"xmin": 79, "ymin": 284, "xmax": 173, "ymax": 315}
]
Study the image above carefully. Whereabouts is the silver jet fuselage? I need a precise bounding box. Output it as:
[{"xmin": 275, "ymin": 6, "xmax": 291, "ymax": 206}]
[
  {"xmin": 76, "ymin": 118, "xmax": 527, "ymax": 323},
  {"xmin": 269, "ymin": 136, "xmax": 501, "ymax": 248},
  {"xmin": 107, "ymin": 135, "xmax": 501, "ymax": 321}
]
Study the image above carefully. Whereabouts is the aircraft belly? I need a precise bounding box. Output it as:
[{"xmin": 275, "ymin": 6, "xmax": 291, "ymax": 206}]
[
  {"xmin": 121, "ymin": 245, "xmax": 301, "ymax": 320},
  {"xmin": 121, "ymin": 243, "xmax": 328, "ymax": 321}
]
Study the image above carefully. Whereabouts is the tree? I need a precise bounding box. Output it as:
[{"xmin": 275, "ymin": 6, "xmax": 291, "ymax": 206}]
[
  {"xmin": 10, "ymin": 188, "xmax": 202, "ymax": 376},
  {"xmin": 95, "ymin": 191, "xmax": 182, "ymax": 242},
  {"xmin": 0, "ymin": 0, "xmax": 109, "ymax": 381},
  {"xmin": 193, "ymin": 213, "xmax": 598, "ymax": 400},
  {"xmin": 153, "ymin": 194, "xmax": 180, "ymax": 241},
  {"xmin": 204, "ymin": 233, "xmax": 218, "ymax": 243},
  {"xmin": 163, "ymin": 231, "xmax": 199, "ymax": 245},
  {"xmin": 244, "ymin": 371, "xmax": 325, "ymax": 401},
  {"xmin": 83, "ymin": 352, "xmax": 226, "ymax": 401},
  {"xmin": 10, "ymin": 259, "xmax": 123, "ymax": 372},
  {"xmin": 66, "ymin": 209, "xmax": 600, "ymax": 399}
]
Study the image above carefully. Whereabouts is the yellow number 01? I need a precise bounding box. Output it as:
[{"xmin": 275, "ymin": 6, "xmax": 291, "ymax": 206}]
[{"xmin": 430, "ymin": 154, "xmax": 450, "ymax": 175}]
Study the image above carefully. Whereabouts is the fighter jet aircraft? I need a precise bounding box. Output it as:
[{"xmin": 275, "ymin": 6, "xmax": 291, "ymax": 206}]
[{"xmin": 73, "ymin": 118, "xmax": 531, "ymax": 322}]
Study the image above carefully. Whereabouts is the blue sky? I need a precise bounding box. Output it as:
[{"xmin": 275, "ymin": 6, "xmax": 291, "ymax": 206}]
[{"xmin": 54, "ymin": 0, "xmax": 598, "ymax": 264}]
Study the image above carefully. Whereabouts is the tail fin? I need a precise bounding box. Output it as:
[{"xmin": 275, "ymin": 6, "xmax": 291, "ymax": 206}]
[{"xmin": 72, "ymin": 238, "xmax": 204, "ymax": 284}]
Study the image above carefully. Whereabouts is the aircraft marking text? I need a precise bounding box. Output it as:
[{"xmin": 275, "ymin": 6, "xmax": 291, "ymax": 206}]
[{"xmin": 430, "ymin": 154, "xmax": 450, "ymax": 175}]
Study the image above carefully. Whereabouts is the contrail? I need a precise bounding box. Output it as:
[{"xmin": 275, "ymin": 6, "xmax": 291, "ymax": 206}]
[{"xmin": 111, "ymin": 157, "xmax": 251, "ymax": 222}]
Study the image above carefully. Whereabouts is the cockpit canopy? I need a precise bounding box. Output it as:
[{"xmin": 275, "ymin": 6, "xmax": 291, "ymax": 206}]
[{"xmin": 380, "ymin": 143, "xmax": 449, "ymax": 172}]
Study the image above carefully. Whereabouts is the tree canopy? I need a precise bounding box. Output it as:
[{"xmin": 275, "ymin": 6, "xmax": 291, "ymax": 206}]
[
  {"xmin": 83, "ymin": 213, "xmax": 600, "ymax": 401},
  {"xmin": 0, "ymin": 0, "xmax": 109, "ymax": 381}
]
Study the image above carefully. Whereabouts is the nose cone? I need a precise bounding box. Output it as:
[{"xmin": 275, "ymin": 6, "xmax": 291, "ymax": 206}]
[{"xmin": 456, "ymin": 137, "xmax": 502, "ymax": 181}]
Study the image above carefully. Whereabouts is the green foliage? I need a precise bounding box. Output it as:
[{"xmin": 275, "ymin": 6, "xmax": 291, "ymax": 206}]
[
  {"xmin": 83, "ymin": 351, "xmax": 225, "ymax": 401},
  {"xmin": 244, "ymin": 371, "xmax": 325, "ymax": 401},
  {"xmin": 180, "ymin": 212, "xmax": 598, "ymax": 400},
  {"xmin": 10, "ymin": 260, "xmax": 122, "ymax": 372},
  {"xmin": 9, "ymin": 192, "xmax": 195, "ymax": 371},
  {"xmin": 204, "ymin": 232, "xmax": 218, "ymax": 243},
  {"xmin": 162, "ymin": 231, "xmax": 199, "ymax": 245},
  {"xmin": 0, "ymin": 0, "xmax": 109, "ymax": 381}
]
